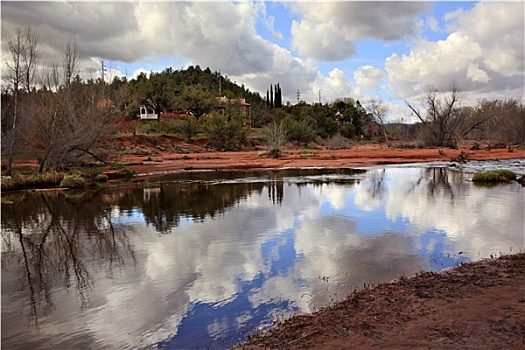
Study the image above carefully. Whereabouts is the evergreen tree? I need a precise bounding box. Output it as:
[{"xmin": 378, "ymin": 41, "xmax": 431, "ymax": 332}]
[
  {"xmin": 270, "ymin": 84, "xmax": 274, "ymax": 109},
  {"xmin": 276, "ymin": 83, "xmax": 282, "ymax": 108}
]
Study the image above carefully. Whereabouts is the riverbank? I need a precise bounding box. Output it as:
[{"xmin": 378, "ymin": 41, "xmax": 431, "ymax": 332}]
[
  {"xmin": 236, "ymin": 253, "xmax": 525, "ymax": 349},
  {"xmin": 113, "ymin": 137, "xmax": 524, "ymax": 178}
]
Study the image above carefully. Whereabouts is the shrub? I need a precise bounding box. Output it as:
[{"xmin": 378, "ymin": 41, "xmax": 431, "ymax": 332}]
[
  {"xmin": 60, "ymin": 175, "xmax": 87, "ymax": 189},
  {"xmin": 1, "ymin": 171, "xmax": 65, "ymax": 191},
  {"xmin": 95, "ymin": 174, "xmax": 109, "ymax": 183},
  {"xmin": 202, "ymin": 109, "xmax": 248, "ymax": 151},
  {"xmin": 261, "ymin": 121, "xmax": 288, "ymax": 158},
  {"xmin": 117, "ymin": 166, "xmax": 135, "ymax": 179},
  {"xmin": 285, "ymin": 118, "xmax": 317, "ymax": 144},
  {"xmin": 472, "ymin": 170, "xmax": 516, "ymax": 183},
  {"xmin": 339, "ymin": 123, "xmax": 357, "ymax": 139},
  {"xmin": 177, "ymin": 115, "xmax": 200, "ymax": 142}
]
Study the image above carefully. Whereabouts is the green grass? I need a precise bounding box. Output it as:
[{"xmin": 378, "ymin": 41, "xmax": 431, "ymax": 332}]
[{"xmin": 472, "ymin": 169, "xmax": 516, "ymax": 183}]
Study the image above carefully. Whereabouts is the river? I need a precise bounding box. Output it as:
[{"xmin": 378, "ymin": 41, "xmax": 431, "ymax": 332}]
[{"xmin": 1, "ymin": 163, "xmax": 523, "ymax": 349}]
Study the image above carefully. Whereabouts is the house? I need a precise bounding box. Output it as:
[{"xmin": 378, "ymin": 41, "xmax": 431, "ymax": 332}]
[{"xmin": 217, "ymin": 96, "xmax": 252, "ymax": 126}]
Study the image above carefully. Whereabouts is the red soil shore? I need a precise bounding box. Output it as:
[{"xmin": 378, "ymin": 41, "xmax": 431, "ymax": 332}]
[{"xmin": 111, "ymin": 135, "xmax": 524, "ymax": 177}]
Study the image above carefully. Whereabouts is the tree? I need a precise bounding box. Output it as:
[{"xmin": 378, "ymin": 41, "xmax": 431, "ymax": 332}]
[
  {"xmin": 368, "ymin": 99, "xmax": 389, "ymax": 143},
  {"xmin": 174, "ymin": 84, "xmax": 216, "ymax": 118},
  {"xmin": 202, "ymin": 104, "xmax": 248, "ymax": 150},
  {"xmin": 25, "ymin": 42, "xmax": 124, "ymax": 172},
  {"xmin": 270, "ymin": 84, "xmax": 274, "ymax": 109},
  {"xmin": 62, "ymin": 39, "xmax": 81, "ymax": 88},
  {"xmin": 469, "ymin": 99, "xmax": 524, "ymax": 144},
  {"xmin": 406, "ymin": 82, "xmax": 496, "ymax": 147},
  {"xmin": 406, "ymin": 82, "xmax": 461, "ymax": 147},
  {"xmin": 178, "ymin": 115, "xmax": 200, "ymax": 143},
  {"xmin": 1, "ymin": 26, "xmax": 40, "ymax": 175}
]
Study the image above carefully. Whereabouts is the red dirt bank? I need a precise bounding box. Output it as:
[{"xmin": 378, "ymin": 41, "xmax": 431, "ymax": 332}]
[
  {"xmin": 112, "ymin": 136, "xmax": 524, "ymax": 177},
  {"xmin": 237, "ymin": 255, "xmax": 525, "ymax": 350}
]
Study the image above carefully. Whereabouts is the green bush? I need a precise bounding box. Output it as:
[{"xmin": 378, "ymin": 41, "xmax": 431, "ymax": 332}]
[
  {"xmin": 340, "ymin": 123, "xmax": 357, "ymax": 139},
  {"xmin": 117, "ymin": 166, "xmax": 135, "ymax": 179},
  {"xmin": 202, "ymin": 109, "xmax": 248, "ymax": 151},
  {"xmin": 177, "ymin": 115, "xmax": 200, "ymax": 142},
  {"xmin": 472, "ymin": 170, "xmax": 516, "ymax": 183},
  {"xmin": 285, "ymin": 118, "xmax": 317, "ymax": 144}
]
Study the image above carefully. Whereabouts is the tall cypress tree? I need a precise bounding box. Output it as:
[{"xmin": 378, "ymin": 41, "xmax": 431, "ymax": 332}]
[
  {"xmin": 270, "ymin": 84, "xmax": 274, "ymax": 109},
  {"xmin": 276, "ymin": 83, "xmax": 282, "ymax": 108}
]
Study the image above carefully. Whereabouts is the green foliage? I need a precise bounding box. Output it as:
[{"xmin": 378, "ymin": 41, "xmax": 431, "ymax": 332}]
[
  {"xmin": 472, "ymin": 170, "xmax": 516, "ymax": 183},
  {"xmin": 177, "ymin": 115, "xmax": 200, "ymax": 142},
  {"xmin": 202, "ymin": 108, "xmax": 248, "ymax": 151},
  {"xmin": 117, "ymin": 166, "xmax": 135, "ymax": 179},
  {"xmin": 174, "ymin": 84, "xmax": 217, "ymax": 118},
  {"xmin": 340, "ymin": 123, "xmax": 357, "ymax": 139},
  {"xmin": 285, "ymin": 117, "xmax": 317, "ymax": 144},
  {"xmin": 126, "ymin": 66, "xmax": 266, "ymax": 119}
]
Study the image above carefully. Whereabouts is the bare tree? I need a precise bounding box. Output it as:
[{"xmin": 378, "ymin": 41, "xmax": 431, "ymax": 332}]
[
  {"xmin": 406, "ymin": 82, "xmax": 461, "ymax": 147},
  {"xmin": 62, "ymin": 39, "xmax": 81, "ymax": 87},
  {"xmin": 31, "ymin": 80, "xmax": 123, "ymax": 172},
  {"xmin": 471, "ymin": 99, "xmax": 525, "ymax": 145},
  {"xmin": 22, "ymin": 26, "xmax": 40, "ymax": 92},
  {"xmin": 368, "ymin": 99, "xmax": 389, "ymax": 143},
  {"xmin": 2, "ymin": 27, "xmax": 39, "ymax": 175}
]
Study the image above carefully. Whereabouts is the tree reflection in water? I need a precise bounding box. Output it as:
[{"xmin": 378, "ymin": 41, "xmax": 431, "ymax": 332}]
[{"xmin": 1, "ymin": 190, "xmax": 136, "ymax": 326}]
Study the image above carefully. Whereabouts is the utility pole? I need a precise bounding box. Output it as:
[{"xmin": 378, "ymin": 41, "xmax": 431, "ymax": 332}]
[
  {"xmin": 101, "ymin": 60, "xmax": 106, "ymax": 83},
  {"xmin": 218, "ymin": 70, "xmax": 221, "ymax": 97},
  {"xmin": 297, "ymin": 89, "xmax": 300, "ymax": 104},
  {"xmin": 319, "ymin": 89, "xmax": 321, "ymax": 104}
]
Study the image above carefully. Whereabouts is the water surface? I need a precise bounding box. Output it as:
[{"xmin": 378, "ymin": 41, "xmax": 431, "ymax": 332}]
[{"xmin": 2, "ymin": 165, "xmax": 523, "ymax": 349}]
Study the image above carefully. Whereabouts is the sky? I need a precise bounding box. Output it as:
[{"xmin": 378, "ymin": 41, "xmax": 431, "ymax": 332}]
[{"xmin": 1, "ymin": 1, "xmax": 524, "ymax": 122}]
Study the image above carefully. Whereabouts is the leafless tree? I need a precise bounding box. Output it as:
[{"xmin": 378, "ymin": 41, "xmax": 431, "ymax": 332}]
[
  {"xmin": 30, "ymin": 80, "xmax": 123, "ymax": 172},
  {"xmin": 368, "ymin": 99, "xmax": 389, "ymax": 143},
  {"xmin": 470, "ymin": 99, "xmax": 524, "ymax": 145},
  {"xmin": 22, "ymin": 26, "xmax": 40, "ymax": 92},
  {"xmin": 2, "ymin": 27, "xmax": 39, "ymax": 175},
  {"xmin": 406, "ymin": 82, "xmax": 494, "ymax": 147},
  {"xmin": 406, "ymin": 82, "xmax": 461, "ymax": 147},
  {"xmin": 62, "ymin": 39, "xmax": 81, "ymax": 87}
]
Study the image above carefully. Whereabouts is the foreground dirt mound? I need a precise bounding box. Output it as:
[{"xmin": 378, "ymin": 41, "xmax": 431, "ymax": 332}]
[{"xmin": 237, "ymin": 254, "xmax": 525, "ymax": 349}]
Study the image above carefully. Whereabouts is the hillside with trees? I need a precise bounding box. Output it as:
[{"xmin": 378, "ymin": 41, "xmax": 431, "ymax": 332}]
[{"xmin": 2, "ymin": 26, "xmax": 524, "ymax": 180}]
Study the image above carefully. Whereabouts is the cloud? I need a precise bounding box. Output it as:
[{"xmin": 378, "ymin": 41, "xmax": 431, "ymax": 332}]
[
  {"xmin": 385, "ymin": 2, "xmax": 524, "ymax": 101},
  {"xmin": 2, "ymin": 1, "xmax": 522, "ymax": 108},
  {"xmin": 310, "ymin": 68, "xmax": 361, "ymax": 103},
  {"xmin": 353, "ymin": 65, "xmax": 385, "ymax": 91},
  {"xmin": 446, "ymin": 1, "xmax": 524, "ymax": 77},
  {"xmin": 289, "ymin": 2, "xmax": 429, "ymax": 61}
]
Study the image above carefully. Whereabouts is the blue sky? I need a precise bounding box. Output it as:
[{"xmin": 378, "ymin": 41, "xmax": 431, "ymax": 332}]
[{"xmin": 2, "ymin": 1, "xmax": 523, "ymax": 121}]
